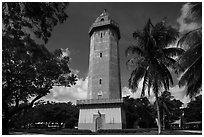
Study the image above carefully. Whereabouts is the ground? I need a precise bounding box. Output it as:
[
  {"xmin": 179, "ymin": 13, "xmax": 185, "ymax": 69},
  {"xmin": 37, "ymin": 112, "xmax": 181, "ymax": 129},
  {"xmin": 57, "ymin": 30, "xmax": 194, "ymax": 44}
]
[{"xmin": 10, "ymin": 129, "xmax": 202, "ymax": 135}]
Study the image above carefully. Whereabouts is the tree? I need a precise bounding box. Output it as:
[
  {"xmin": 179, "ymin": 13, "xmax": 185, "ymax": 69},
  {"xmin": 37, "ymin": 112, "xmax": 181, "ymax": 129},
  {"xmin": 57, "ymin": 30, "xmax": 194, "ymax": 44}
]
[
  {"xmin": 10, "ymin": 101, "xmax": 79, "ymax": 129},
  {"xmin": 2, "ymin": 2, "xmax": 77, "ymax": 134},
  {"xmin": 123, "ymin": 96, "xmax": 156, "ymax": 129},
  {"xmin": 126, "ymin": 19, "xmax": 184, "ymax": 134},
  {"xmin": 35, "ymin": 101, "xmax": 79, "ymax": 129},
  {"xmin": 123, "ymin": 96, "xmax": 139, "ymax": 128},
  {"xmin": 177, "ymin": 2, "xmax": 202, "ymax": 98},
  {"xmin": 157, "ymin": 91, "xmax": 183, "ymax": 130},
  {"xmin": 135, "ymin": 97, "xmax": 156, "ymax": 128},
  {"xmin": 183, "ymin": 95, "xmax": 202, "ymax": 122}
]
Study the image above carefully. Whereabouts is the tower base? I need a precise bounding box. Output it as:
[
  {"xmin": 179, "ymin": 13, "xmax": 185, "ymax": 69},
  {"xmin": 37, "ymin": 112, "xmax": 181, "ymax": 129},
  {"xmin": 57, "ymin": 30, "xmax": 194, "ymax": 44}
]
[{"xmin": 77, "ymin": 99, "xmax": 126, "ymax": 132}]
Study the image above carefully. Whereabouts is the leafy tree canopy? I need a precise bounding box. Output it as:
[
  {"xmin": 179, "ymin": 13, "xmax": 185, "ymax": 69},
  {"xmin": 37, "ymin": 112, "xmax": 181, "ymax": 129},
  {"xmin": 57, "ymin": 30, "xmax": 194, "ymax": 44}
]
[
  {"xmin": 123, "ymin": 96, "xmax": 156, "ymax": 128},
  {"xmin": 183, "ymin": 95, "xmax": 202, "ymax": 122},
  {"xmin": 10, "ymin": 101, "xmax": 79, "ymax": 129},
  {"xmin": 156, "ymin": 91, "xmax": 183, "ymax": 129},
  {"xmin": 2, "ymin": 2, "xmax": 77, "ymax": 135}
]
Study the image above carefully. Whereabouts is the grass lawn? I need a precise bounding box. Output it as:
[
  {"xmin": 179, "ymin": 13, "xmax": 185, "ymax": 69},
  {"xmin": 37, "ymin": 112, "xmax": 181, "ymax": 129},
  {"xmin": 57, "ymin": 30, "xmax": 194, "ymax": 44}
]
[{"xmin": 10, "ymin": 129, "xmax": 202, "ymax": 135}]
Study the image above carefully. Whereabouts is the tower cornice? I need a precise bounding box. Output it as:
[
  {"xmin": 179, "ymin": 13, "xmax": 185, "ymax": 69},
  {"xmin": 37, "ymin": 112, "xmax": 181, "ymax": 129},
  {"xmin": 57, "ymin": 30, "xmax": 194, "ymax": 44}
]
[{"xmin": 88, "ymin": 9, "xmax": 121, "ymax": 39}]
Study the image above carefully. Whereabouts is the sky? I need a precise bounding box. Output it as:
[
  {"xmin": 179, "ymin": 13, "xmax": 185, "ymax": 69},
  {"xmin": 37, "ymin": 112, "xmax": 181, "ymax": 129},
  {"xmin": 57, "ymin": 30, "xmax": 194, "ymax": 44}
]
[{"xmin": 42, "ymin": 2, "xmax": 200, "ymax": 106}]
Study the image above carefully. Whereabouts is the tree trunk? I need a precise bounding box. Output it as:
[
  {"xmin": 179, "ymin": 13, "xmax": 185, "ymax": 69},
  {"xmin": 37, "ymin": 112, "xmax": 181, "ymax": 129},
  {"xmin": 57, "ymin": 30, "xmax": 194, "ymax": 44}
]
[
  {"xmin": 2, "ymin": 116, "xmax": 9, "ymax": 135},
  {"xmin": 2, "ymin": 95, "xmax": 43, "ymax": 134},
  {"xmin": 58, "ymin": 122, "xmax": 63, "ymax": 129},
  {"xmin": 2, "ymin": 100, "xmax": 9, "ymax": 135},
  {"xmin": 155, "ymin": 96, "xmax": 161, "ymax": 134},
  {"xmin": 163, "ymin": 110, "xmax": 165, "ymax": 130}
]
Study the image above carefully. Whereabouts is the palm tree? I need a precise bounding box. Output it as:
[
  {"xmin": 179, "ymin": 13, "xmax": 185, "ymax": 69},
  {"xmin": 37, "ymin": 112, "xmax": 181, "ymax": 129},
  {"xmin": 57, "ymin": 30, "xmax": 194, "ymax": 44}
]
[
  {"xmin": 177, "ymin": 2, "xmax": 202, "ymax": 98},
  {"xmin": 126, "ymin": 19, "xmax": 184, "ymax": 134},
  {"xmin": 157, "ymin": 91, "xmax": 172, "ymax": 130},
  {"xmin": 157, "ymin": 91, "xmax": 183, "ymax": 130},
  {"xmin": 158, "ymin": 92, "xmax": 184, "ymax": 130}
]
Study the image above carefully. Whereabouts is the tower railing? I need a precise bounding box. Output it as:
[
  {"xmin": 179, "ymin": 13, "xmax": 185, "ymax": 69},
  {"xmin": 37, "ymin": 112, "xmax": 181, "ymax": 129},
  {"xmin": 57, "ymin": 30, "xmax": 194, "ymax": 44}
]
[{"xmin": 77, "ymin": 98, "xmax": 124, "ymax": 105}]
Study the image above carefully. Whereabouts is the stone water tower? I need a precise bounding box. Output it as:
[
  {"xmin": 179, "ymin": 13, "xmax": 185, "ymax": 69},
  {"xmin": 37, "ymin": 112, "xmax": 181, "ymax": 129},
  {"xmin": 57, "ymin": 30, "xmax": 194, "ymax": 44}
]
[{"xmin": 77, "ymin": 9, "xmax": 126, "ymax": 132}]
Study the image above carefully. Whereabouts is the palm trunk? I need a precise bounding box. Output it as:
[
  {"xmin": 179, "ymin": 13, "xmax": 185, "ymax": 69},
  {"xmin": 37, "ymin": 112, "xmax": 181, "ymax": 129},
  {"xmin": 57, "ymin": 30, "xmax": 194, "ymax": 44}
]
[
  {"xmin": 155, "ymin": 95, "xmax": 161, "ymax": 134},
  {"xmin": 163, "ymin": 110, "xmax": 165, "ymax": 130}
]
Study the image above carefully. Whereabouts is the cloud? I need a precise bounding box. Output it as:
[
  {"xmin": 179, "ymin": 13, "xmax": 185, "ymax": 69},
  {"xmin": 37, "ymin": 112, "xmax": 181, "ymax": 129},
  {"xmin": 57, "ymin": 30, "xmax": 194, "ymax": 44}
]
[
  {"xmin": 61, "ymin": 48, "xmax": 70, "ymax": 57},
  {"xmin": 42, "ymin": 75, "xmax": 190, "ymax": 106},
  {"xmin": 169, "ymin": 85, "xmax": 190, "ymax": 106},
  {"xmin": 71, "ymin": 69, "xmax": 80, "ymax": 75},
  {"xmin": 177, "ymin": 3, "xmax": 201, "ymax": 33},
  {"xmin": 42, "ymin": 77, "xmax": 88, "ymax": 104},
  {"xmin": 121, "ymin": 79, "xmax": 156, "ymax": 103},
  {"xmin": 122, "ymin": 80, "xmax": 190, "ymax": 106}
]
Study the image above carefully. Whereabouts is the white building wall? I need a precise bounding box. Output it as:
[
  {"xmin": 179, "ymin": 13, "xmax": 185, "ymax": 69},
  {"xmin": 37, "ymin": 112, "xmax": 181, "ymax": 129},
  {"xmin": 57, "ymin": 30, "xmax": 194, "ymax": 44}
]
[{"xmin": 79, "ymin": 107, "xmax": 122, "ymax": 123}]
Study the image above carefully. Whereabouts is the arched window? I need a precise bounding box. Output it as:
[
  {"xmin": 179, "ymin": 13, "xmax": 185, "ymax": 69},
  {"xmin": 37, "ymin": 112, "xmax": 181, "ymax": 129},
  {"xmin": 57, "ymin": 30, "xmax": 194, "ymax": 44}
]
[{"xmin": 101, "ymin": 18, "xmax": 104, "ymax": 21}]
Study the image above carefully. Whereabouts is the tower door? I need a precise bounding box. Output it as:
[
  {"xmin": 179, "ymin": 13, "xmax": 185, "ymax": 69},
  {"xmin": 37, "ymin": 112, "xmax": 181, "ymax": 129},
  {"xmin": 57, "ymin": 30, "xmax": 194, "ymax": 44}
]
[{"xmin": 95, "ymin": 117, "xmax": 103, "ymax": 131}]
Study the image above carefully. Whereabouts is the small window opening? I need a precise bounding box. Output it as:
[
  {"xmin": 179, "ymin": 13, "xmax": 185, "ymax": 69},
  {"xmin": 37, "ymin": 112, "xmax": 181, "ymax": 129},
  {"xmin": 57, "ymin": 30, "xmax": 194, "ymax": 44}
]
[
  {"xmin": 100, "ymin": 53, "xmax": 102, "ymax": 58},
  {"xmin": 99, "ymin": 79, "xmax": 102, "ymax": 85},
  {"xmin": 100, "ymin": 33, "xmax": 103, "ymax": 38},
  {"xmin": 101, "ymin": 18, "xmax": 104, "ymax": 21},
  {"xmin": 98, "ymin": 91, "xmax": 103, "ymax": 99}
]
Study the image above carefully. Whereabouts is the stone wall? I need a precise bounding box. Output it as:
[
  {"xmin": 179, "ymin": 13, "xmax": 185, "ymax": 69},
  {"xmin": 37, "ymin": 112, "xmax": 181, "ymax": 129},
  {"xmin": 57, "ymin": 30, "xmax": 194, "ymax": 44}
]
[{"xmin": 87, "ymin": 28, "xmax": 121, "ymax": 100}]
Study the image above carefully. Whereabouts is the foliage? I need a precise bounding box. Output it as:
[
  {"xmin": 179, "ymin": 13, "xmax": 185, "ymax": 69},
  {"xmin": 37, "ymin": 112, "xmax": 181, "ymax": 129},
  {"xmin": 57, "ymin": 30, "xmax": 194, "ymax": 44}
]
[
  {"xmin": 123, "ymin": 96, "xmax": 156, "ymax": 128},
  {"xmin": 156, "ymin": 91, "xmax": 183, "ymax": 129},
  {"xmin": 3, "ymin": 2, "xmax": 68, "ymax": 44},
  {"xmin": 2, "ymin": 2, "xmax": 78, "ymax": 135},
  {"xmin": 10, "ymin": 101, "xmax": 79, "ymax": 129},
  {"xmin": 177, "ymin": 2, "xmax": 202, "ymax": 98},
  {"xmin": 126, "ymin": 18, "xmax": 184, "ymax": 133},
  {"xmin": 183, "ymin": 95, "xmax": 202, "ymax": 122}
]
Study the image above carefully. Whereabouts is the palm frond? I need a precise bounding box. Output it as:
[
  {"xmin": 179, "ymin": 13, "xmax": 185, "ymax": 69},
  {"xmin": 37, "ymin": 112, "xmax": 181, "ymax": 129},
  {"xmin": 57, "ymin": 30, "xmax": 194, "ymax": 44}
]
[
  {"xmin": 141, "ymin": 70, "xmax": 149, "ymax": 97},
  {"xmin": 177, "ymin": 28, "xmax": 202, "ymax": 48},
  {"xmin": 160, "ymin": 63, "xmax": 174, "ymax": 88},
  {"xmin": 126, "ymin": 56, "xmax": 146, "ymax": 70},
  {"xmin": 162, "ymin": 48, "xmax": 185, "ymax": 58},
  {"xmin": 178, "ymin": 43, "xmax": 201, "ymax": 71},
  {"xmin": 125, "ymin": 46, "xmax": 145, "ymax": 57},
  {"xmin": 129, "ymin": 67, "xmax": 146, "ymax": 92},
  {"xmin": 179, "ymin": 56, "xmax": 201, "ymax": 87},
  {"xmin": 152, "ymin": 77, "xmax": 159, "ymax": 96},
  {"xmin": 133, "ymin": 30, "xmax": 145, "ymax": 40},
  {"xmin": 186, "ymin": 76, "xmax": 202, "ymax": 99},
  {"xmin": 153, "ymin": 22, "xmax": 179, "ymax": 48},
  {"xmin": 162, "ymin": 56, "xmax": 178, "ymax": 70},
  {"xmin": 147, "ymin": 78, "xmax": 152, "ymax": 96}
]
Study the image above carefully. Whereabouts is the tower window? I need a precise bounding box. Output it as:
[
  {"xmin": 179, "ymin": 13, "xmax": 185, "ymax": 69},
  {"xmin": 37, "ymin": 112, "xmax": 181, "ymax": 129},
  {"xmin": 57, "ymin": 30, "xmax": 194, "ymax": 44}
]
[
  {"xmin": 99, "ymin": 79, "xmax": 102, "ymax": 85},
  {"xmin": 100, "ymin": 33, "xmax": 103, "ymax": 38},
  {"xmin": 100, "ymin": 52, "xmax": 102, "ymax": 58},
  {"xmin": 98, "ymin": 90, "xmax": 103, "ymax": 99}
]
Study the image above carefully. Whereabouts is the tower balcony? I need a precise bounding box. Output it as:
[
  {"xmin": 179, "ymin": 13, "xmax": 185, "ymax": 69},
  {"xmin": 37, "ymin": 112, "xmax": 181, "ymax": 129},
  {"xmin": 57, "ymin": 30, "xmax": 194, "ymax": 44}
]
[{"xmin": 77, "ymin": 98, "xmax": 124, "ymax": 106}]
